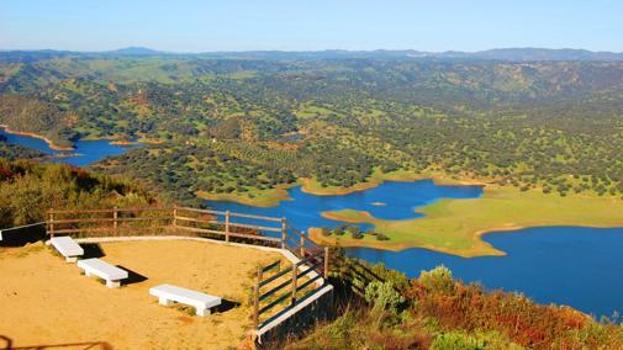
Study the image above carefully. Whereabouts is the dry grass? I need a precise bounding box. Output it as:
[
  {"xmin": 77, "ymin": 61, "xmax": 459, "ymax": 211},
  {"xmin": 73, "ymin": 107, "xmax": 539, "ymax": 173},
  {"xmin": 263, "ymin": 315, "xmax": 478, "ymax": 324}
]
[{"xmin": 0, "ymin": 239, "xmax": 284, "ymax": 349}]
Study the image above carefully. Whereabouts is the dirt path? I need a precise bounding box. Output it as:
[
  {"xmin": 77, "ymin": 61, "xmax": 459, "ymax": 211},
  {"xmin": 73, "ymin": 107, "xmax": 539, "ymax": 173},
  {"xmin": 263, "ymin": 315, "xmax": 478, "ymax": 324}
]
[{"xmin": 0, "ymin": 240, "xmax": 283, "ymax": 349}]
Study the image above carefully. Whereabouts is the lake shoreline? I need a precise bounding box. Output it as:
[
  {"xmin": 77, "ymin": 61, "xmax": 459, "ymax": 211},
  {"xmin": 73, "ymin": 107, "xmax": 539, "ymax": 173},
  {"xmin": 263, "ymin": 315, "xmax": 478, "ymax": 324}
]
[
  {"xmin": 0, "ymin": 125, "xmax": 74, "ymax": 151},
  {"xmin": 0, "ymin": 127, "xmax": 136, "ymax": 166},
  {"xmin": 309, "ymin": 220, "xmax": 623, "ymax": 257},
  {"xmin": 310, "ymin": 186, "xmax": 623, "ymax": 257},
  {"xmin": 298, "ymin": 170, "xmax": 487, "ymax": 197},
  {"xmin": 196, "ymin": 183, "xmax": 295, "ymax": 208},
  {"xmin": 1, "ymin": 126, "xmax": 146, "ymax": 152},
  {"xmin": 200, "ymin": 171, "xmax": 623, "ymax": 258},
  {"xmin": 200, "ymin": 169, "xmax": 488, "ymax": 207}
]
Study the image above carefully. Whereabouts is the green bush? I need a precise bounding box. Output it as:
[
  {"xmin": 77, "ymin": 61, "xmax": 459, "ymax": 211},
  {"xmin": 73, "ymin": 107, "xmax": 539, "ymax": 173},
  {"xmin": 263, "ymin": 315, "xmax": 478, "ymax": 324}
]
[
  {"xmin": 376, "ymin": 233, "xmax": 390, "ymax": 241},
  {"xmin": 351, "ymin": 231, "xmax": 364, "ymax": 239},
  {"xmin": 419, "ymin": 265, "xmax": 455, "ymax": 294},
  {"xmin": 431, "ymin": 331, "xmax": 524, "ymax": 350},
  {"xmin": 364, "ymin": 281, "xmax": 405, "ymax": 314},
  {"xmin": 345, "ymin": 225, "xmax": 360, "ymax": 235}
]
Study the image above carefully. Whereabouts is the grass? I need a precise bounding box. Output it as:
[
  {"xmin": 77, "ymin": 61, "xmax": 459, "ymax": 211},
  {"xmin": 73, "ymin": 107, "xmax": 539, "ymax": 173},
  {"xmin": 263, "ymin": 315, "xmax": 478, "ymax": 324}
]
[
  {"xmin": 298, "ymin": 168, "xmax": 483, "ymax": 196},
  {"xmin": 311, "ymin": 185, "xmax": 623, "ymax": 257},
  {"xmin": 196, "ymin": 184, "xmax": 294, "ymax": 207},
  {"xmin": 299, "ymin": 169, "xmax": 426, "ymax": 196}
]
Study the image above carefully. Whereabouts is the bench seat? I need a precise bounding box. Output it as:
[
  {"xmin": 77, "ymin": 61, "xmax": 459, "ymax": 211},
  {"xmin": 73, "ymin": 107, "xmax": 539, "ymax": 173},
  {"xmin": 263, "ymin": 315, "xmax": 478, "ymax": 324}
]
[
  {"xmin": 77, "ymin": 258, "xmax": 128, "ymax": 288},
  {"xmin": 149, "ymin": 284, "xmax": 222, "ymax": 316},
  {"xmin": 49, "ymin": 236, "xmax": 84, "ymax": 262}
]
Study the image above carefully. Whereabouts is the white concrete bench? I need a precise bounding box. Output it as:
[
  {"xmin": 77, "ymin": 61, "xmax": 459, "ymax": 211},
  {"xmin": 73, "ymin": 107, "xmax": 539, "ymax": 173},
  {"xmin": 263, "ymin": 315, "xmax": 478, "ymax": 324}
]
[
  {"xmin": 77, "ymin": 258, "xmax": 128, "ymax": 288},
  {"xmin": 49, "ymin": 236, "xmax": 84, "ymax": 262},
  {"xmin": 149, "ymin": 284, "xmax": 222, "ymax": 316}
]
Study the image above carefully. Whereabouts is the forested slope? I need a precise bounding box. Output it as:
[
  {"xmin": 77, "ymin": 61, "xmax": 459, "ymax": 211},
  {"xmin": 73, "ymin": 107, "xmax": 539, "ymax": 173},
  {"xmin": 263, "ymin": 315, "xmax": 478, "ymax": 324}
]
[
  {"xmin": 0, "ymin": 158, "xmax": 159, "ymax": 228},
  {"xmin": 1, "ymin": 53, "xmax": 623, "ymax": 202}
]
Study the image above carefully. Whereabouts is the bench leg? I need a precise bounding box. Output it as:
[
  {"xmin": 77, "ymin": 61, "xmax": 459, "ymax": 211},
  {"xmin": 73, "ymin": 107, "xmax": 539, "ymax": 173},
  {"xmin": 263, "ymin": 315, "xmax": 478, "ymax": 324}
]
[
  {"xmin": 106, "ymin": 280, "xmax": 121, "ymax": 288},
  {"xmin": 85, "ymin": 270, "xmax": 93, "ymax": 277},
  {"xmin": 159, "ymin": 297, "xmax": 172, "ymax": 306},
  {"xmin": 196, "ymin": 308, "xmax": 210, "ymax": 317},
  {"xmin": 65, "ymin": 256, "xmax": 77, "ymax": 263}
]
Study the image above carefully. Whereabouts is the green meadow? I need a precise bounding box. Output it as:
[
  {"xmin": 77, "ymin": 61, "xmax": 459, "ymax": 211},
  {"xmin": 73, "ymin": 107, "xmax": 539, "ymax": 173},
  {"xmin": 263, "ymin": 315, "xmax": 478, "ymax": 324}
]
[{"xmin": 313, "ymin": 186, "xmax": 623, "ymax": 257}]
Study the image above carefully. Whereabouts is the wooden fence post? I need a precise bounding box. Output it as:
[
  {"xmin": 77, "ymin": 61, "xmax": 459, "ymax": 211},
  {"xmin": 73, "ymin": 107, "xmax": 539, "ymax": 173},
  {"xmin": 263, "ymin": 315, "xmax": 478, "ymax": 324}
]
[
  {"xmin": 253, "ymin": 265, "xmax": 262, "ymax": 328},
  {"xmin": 281, "ymin": 218, "xmax": 287, "ymax": 249},
  {"xmin": 291, "ymin": 263, "xmax": 298, "ymax": 305},
  {"xmin": 300, "ymin": 234, "xmax": 305, "ymax": 257},
  {"xmin": 324, "ymin": 247, "xmax": 330, "ymax": 280},
  {"xmin": 113, "ymin": 206, "xmax": 118, "ymax": 235},
  {"xmin": 172, "ymin": 205, "xmax": 178, "ymax": 228},
  {"xmin": 48, "ymin": 210, "xmax": 55, "ymax": 238},
  {"xmin": 225, "ymin": 210, "xmax": 231, "ymax": 242}
]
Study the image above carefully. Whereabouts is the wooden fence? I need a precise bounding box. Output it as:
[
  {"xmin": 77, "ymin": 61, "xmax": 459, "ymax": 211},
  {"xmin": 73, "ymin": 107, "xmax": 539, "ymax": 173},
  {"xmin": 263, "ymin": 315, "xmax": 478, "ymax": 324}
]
[
  {"xmin": 46, "ymin": 206, "xmax": 285, "ymax": 247},
  {"xmin": 252, "ymin": 247, "xmax": 329, "ymax": 328}
]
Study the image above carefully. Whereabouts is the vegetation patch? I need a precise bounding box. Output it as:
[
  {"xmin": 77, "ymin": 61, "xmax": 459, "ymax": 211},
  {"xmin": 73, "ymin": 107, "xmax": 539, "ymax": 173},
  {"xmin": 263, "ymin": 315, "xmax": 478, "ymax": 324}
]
[
  {"xmin": 312, "ymin": 186, "xmax": 623, "ymax": 257},
  {"xmin": 196, "ymin": 183, "xmax": 293, "ymax": 207},
  {"xmin": 287, "ymin": 259, "xmax": 623, "ymax": 350}
]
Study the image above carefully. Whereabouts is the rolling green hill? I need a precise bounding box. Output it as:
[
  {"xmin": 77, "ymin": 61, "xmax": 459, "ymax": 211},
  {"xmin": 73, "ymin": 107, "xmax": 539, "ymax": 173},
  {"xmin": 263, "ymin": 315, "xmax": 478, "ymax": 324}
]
[{"xmin": 1, "ymin": 52, "xmax": 623, "ymax": 205}]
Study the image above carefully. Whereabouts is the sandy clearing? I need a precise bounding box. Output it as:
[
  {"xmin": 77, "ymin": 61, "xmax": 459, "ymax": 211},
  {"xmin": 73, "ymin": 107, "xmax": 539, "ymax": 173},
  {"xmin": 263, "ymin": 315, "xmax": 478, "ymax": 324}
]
[{"xmin": 0, "ymin": 240, "xmax": 283, "ymax": 349}]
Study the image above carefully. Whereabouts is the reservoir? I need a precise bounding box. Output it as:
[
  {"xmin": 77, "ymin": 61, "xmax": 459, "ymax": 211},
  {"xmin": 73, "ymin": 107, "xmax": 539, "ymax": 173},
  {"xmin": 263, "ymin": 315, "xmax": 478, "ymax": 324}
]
[
  {"xmin": 207, "ymin": 182, "xmax": 623, "ymax": 319},
  {"xmin": 0, "ymin": 128, "xmax": 134, "ymax": 166}
]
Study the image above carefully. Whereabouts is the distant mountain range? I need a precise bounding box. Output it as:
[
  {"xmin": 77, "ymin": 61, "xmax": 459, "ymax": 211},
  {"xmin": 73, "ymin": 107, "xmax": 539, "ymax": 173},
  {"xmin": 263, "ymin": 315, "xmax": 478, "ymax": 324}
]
[{"xmin": 1, "ymin": 47, "xmax": 623, "ymax": 62}]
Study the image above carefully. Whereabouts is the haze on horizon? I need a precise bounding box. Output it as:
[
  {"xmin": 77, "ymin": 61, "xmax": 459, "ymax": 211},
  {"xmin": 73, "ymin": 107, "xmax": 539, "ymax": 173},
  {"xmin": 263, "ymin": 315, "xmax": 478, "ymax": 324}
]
[{"xmin": 1, "ymin": 0, "xmax": 622, "ymax": 53}]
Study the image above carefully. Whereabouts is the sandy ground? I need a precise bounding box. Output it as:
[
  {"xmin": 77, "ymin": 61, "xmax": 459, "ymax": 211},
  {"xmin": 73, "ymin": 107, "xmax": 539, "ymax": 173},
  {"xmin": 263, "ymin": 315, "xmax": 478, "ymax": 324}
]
[{"xmin": 0, "ymin": 239, "xmax": 283, "ymax": 349}]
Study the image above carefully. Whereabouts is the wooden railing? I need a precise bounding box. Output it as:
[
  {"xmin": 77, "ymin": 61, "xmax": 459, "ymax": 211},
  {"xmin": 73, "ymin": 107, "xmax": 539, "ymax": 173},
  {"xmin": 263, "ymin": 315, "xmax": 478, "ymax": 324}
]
[
  {"xmin": 47, "ymin": 207, "xmax": 172, "ymax": 237},
  {"xmin": 252, "ymin": 247, "xmax": 329, "ymax": 329},
  {"xmin": 46, "ymin": 206, "xmax": 286, "ymax": 247},
  {"xmin": 171, "ymin": 206, "xmax": 284, "ymax": 247}
]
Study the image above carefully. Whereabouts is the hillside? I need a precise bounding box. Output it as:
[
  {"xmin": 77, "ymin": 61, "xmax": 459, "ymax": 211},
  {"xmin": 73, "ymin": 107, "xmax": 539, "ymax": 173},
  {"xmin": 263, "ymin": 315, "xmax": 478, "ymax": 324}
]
[
  {"xmin": 0, "ymin": 157, "xmax": 159, "ymax": 228},
  {"xmin": 2, "ymin": 47, "xmax": 623, "ymax": 61},
  {"xmin": 0, "ymin": 134, "xmax": 46, "ymax": 160},
  {"xmin": 284, "ymin": 258, "xmax": 623, "ymax": 350},
  {"xmin": 1, "ymin": 53, "xmax": 623, "ymax": 206}
]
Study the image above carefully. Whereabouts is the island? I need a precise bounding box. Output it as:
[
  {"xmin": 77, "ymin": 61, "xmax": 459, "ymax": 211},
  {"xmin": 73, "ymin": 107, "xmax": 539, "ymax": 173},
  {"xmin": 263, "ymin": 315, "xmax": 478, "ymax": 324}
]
[{"xmin": 310, "ymin": 184, "xmax": 623, "ymax": 257}]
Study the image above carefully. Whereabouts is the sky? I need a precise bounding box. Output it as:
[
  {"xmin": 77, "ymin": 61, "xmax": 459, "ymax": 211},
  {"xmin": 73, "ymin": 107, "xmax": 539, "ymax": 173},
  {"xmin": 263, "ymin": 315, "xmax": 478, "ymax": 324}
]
[{"xmin": 1, "ymin": 0, "xmax": 622, "ymax": 52}]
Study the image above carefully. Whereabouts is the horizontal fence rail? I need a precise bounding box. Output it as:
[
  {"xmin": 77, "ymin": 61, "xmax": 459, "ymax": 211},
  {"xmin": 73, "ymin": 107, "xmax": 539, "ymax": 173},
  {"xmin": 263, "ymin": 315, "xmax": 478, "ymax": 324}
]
[
  {"xmin": 46, "ymin": 206, "xmax": 290, "ymax": 248},
  {"xmin": 0, "ymin": 222, "xmax": 46, "ymax": 241}
]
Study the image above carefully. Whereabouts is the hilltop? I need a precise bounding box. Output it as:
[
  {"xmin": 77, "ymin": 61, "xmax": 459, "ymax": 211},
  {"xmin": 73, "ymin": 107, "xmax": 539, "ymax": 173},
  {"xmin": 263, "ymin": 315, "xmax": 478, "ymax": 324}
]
[{"xmin": 2, "ymin": 47, "xmax": 623, "ymax": 61}]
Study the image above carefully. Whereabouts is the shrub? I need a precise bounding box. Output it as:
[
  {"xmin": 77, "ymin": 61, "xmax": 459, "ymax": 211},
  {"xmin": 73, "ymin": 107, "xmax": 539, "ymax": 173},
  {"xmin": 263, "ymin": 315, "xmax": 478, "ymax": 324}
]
[
  {"xmin": 326, "ymin": 311, "xmax": 358, "ymax": 341},
  {"xmin": 345, "ymin": 225, "xmax": 360, "ymax": 235},
  {"xmin": 333, "ymin": 229, "xmax": 345, "ymax": 236},
  {"xmin": 430, "ymin": 331, "xmax": 482, "ymax": 350},
  {"xmin": 376, "ymin": 233, "xmax": 390, "ymax": 241},
  {"xmin": 364, "ymin": 281, "xmax": 405, "ymax": 314},
  {"xmin": 332, "ymin": 225, "xmax": 347, "ymax": 236},
  {"xmin": 431, "ymin": 331, "xmax": 523, "ymax": 350},
  {"xmin": 351, "ymin": 231, "xmax": 364, "ymax": 239},
  {"xmin": 418, "ymin": 266, "xmax": 455, "ymax": 294}
]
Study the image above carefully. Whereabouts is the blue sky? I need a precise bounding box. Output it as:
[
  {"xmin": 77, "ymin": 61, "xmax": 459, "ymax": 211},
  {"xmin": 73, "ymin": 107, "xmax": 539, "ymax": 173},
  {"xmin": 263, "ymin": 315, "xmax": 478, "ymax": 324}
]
[{"xmin": 1, "ymin": 0, "xmax": 621, "ymax": 52}]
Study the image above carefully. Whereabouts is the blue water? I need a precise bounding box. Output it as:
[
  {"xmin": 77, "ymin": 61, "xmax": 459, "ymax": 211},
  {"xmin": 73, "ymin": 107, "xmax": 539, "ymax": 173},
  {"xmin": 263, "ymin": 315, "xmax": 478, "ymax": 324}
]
[
  {"xmin": 0, "ymin": 128, "xmax": 134, "ymax": 166},
  {"xmin": 207, "ymin": 180, "xmax": 483, "ymax": 233},
  {"xmin": 207, "ymin": 182, "xmax": 623, "ymax": 318},
  {"xmin": 349, "ymin": 227, "xmax": 623, "ymax": 318}
]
